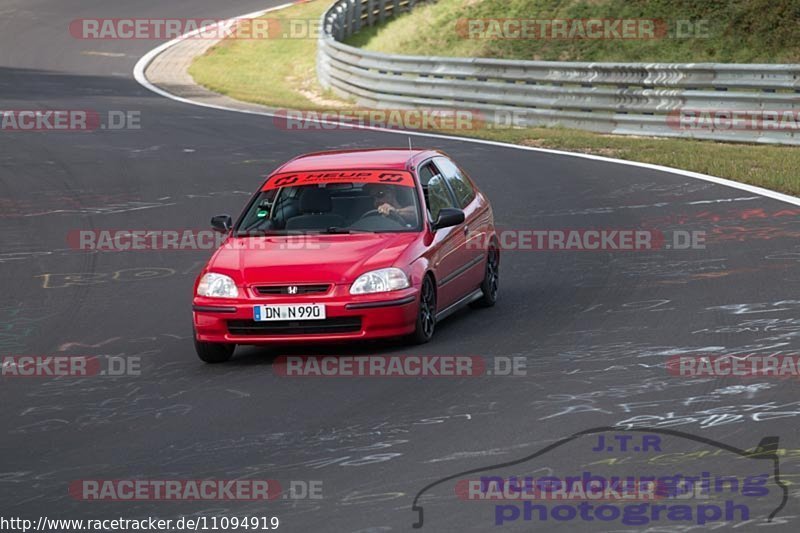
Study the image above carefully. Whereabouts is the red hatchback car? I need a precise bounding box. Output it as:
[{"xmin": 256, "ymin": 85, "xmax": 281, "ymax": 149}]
[{"xmin": 192, "ymin": 148, "xmax": 499, "ymax": 363}]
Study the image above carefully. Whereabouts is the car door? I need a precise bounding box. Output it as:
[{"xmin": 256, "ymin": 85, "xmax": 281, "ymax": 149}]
[
  {"xmin": 433, "ymin": 156, "xmax": 487, "ymax": 293},
  {"xmin": 418, "ymin": 160, "xmax": 468, "ymax": 311}
]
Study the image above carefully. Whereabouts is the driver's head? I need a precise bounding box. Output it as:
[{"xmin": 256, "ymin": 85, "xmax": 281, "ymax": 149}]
[{"xmin": 364, "ymin": 183, "xmax": 398, "ymax": 207}]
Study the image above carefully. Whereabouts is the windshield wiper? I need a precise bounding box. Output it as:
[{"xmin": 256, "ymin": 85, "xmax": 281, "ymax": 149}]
[
  {"xmin": 323, "ymin": 227, "xmax": 374, "ymax": 234},
  {"xmin": 234, "ymin": 230, "xmax": 284, "ymax": 237}
]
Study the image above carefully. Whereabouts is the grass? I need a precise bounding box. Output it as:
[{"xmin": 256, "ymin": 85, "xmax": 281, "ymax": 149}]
[
  {"xmin": 189, "ymin": 0, "xmax": 800, "ymax": 196},
  {"xmin": 189, "ymin": 0, "xmax": 337, "ymax": 110},
  {"xmin": 349, "ymin": 0, "xmax": 800, "ymax": 63}
]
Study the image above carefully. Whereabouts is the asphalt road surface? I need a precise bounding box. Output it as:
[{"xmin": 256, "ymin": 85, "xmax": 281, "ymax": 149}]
[{"xmin": 1, "ymin": 1, "xmax": 799, "ymax": 531}]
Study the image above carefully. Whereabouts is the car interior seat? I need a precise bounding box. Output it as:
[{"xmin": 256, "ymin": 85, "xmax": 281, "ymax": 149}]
[{"xmin": 285, "ymin": 187, "xmax": 346, "ymax": 230}]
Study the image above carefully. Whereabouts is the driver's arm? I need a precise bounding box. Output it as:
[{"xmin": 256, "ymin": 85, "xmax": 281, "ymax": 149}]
[{"xmin": 378, "ymin": 203, "xmax": 417, "ymax": 223}]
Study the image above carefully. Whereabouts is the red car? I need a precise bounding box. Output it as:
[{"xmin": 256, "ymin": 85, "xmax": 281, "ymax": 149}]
[{"xmin": 192, "ymin": 148, "xmax": 499, "ymax": 363}]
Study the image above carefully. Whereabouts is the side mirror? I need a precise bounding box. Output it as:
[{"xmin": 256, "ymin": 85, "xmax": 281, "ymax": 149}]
[
  {"xmin": 432, "ymin": 208, "xmax": 465, "ymax": 231},
  {"xmin": 211, "ymin": 214, "xmax": 233, "ymax": 233}
]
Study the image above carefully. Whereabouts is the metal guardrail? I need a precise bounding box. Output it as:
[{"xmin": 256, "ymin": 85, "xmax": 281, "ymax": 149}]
[{"xmin": 317, "ymin": 0, "xmax": 800, "ymax": 145}]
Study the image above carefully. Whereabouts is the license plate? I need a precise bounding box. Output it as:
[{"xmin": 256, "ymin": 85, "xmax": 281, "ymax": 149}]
[{"xmin": 253, "ymin": 304, "xmax": 326, "ymax": 321}]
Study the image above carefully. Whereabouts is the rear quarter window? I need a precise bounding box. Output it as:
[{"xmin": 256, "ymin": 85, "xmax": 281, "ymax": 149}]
[{"xmin": 434, "ymin": 157, "xmax": 476, "ymax": 209}]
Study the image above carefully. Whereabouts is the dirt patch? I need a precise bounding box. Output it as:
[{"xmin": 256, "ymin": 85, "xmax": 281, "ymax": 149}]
[{"xmin": 288, "ymin": 75, "xmax": 352, "ymax": 109}]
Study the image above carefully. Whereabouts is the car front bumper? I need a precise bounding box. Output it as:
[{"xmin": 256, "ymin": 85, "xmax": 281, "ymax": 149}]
[{"xmin": 193, "ymin": 287, "xmax": 419, "ymax": 344}]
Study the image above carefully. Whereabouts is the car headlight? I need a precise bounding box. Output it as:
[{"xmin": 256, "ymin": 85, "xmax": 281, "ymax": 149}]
[
  {"xmin": 350, "ymin": 268, "xmax": 410, "ymax": 295},
  {"xmin": 197, "ymin": 273, "xmax": 239, "ymax": 298}
]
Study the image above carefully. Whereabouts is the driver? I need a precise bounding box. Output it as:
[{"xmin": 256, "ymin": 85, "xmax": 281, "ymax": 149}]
[{"xmin": 364, "ymin": 183, "xmax": 417, "ymax": 225}]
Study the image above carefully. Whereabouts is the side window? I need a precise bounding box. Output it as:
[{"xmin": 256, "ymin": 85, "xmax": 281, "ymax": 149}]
[
  {"xmin": 419, "ymin": 162, "xmax": 455, "ymax": 221},
  {"xmin": 434, "ymin": 157, "xmax": 476, "ymax": 209},
  {"xmin": 417, "ymin": 163, "xmax": 436, "ymax": 187}
]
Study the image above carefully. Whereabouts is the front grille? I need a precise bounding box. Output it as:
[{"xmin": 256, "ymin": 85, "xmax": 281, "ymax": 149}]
[
  {"xmin": 254, "ymin": 284, "xmax": 331, "ymax": 296},
  {"xmin": 227, "ymin": 317, "xmax": 362, "ymax": 336}
]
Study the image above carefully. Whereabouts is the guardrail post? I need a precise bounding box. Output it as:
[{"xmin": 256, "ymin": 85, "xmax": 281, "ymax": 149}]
[
  {"xmin": 378, "ymin": 0, "xmax": 386, "ymax": 22},
  {"xmin": 335, "ymin": 0, "xmax": 347, "ymax": 41},
  {"xmin": 366, "ymin": 0, "xmax": 375, "ymax": 26},
  {"xmin": 354, "ymin": 0, "xmax": 363, "ymax": 32},
  {"xmin": 343, "ymin": 0, "xmax": 353, "ymax": 37}
]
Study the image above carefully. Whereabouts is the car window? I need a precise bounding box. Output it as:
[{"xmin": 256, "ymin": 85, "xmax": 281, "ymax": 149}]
[
  {"xmin": 426, "ymin": 173, "xmax": 456, "ymax": 222},
  {"xmin": 434, "ymin": 157, "xmax": 476, "ymax": 209},
  {"xmin": 418, "ymin": 163, "xmax": 437, "ymax": 187},
  {"xmin": 236, "ymin": 182, "xmax": 421, "ymax": 234}
]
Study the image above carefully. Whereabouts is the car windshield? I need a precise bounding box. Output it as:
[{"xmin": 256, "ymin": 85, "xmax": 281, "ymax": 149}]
[{"xmin": 236, "ymin": 182, "xmax": 422, "ymax": 235}]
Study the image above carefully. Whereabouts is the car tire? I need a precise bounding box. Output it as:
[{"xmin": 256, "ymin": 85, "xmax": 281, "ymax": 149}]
[
  {"xmin": 194, "ymin": 338, "xmax": 235, "ymax": 363},
  {"xmin": 471, "ymin": 247, "xmax": 499, "ymax": 308},
  {"xmin": 408, "ymin": 275, "xmax": 436, "ymax": 344}
]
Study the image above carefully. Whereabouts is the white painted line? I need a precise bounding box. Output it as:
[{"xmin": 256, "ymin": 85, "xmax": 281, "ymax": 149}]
[
  {"xmin": 82, "ymin": 51, "xmax": 127, "ymax": 57},
  {"xmin": 132, "ymin": 3, "xmax": 800, "ymax": 208}
]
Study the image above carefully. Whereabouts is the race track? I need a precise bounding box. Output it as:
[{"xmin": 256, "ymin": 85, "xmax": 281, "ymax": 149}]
[{"xmin": 2, "ymin": 1, "xmax": 799, "ymax": 531}]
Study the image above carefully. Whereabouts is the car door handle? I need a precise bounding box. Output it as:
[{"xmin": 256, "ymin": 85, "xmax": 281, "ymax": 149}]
[{"xmin": 463, "ymin": 225, "xmax": 469, "ymax": 235}]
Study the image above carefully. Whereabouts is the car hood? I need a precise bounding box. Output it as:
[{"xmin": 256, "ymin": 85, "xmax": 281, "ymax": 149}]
[{"xmin": 207, "ymin": 233, "xmax": 419, "ymax": 285}]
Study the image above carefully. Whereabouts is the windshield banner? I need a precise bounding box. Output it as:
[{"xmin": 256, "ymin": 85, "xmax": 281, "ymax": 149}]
[{"xmin": 262, "ymin": 170, "xmax": 415, "ymax": 191}]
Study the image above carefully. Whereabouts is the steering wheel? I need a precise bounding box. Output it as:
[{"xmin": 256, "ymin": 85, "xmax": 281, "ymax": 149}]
[{"xmin": 358, "ymin": 208, "xmax": 406, "ymax": 225}]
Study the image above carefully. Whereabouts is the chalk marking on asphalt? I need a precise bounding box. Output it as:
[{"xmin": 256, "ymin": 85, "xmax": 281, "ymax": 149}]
[{"xmin": 132, "ymin": 3, "xmax": 800, "ymax": 209}]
